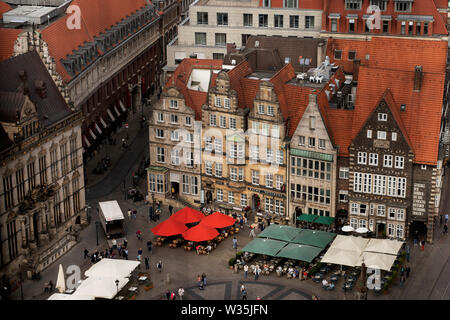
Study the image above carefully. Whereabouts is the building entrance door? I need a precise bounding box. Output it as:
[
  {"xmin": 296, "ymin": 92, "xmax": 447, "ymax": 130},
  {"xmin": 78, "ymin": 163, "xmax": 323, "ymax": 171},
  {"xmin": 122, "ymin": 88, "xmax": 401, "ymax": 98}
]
[
  {"xmin": 252, "ymin": 194, "xmax": 260, "ymax": 211},
  {"xmin": 171, "ymin": 182, "xmax": 179, "ymax": 196},
  {"xmin": 376, "ymin": 222, "xmax": 386, "ymax": 238},
  {"xmin": 409, "ymin": 220, "xmax": 428, "ymax": 242}
]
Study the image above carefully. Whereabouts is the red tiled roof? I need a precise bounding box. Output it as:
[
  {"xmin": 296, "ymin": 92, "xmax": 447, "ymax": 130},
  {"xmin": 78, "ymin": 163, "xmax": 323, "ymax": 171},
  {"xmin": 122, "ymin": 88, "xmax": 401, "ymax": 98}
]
[
  {"xmin": 353, "ymin": 66, "xmax": 445, "ymax": 165},
  {"xmin": 0, "ymin": 1, "xmax": 11, "ymax": 15},
  {"xmin": 228, "ymin": 60, "xmax": 253, "ymax": 109},
  {"xmin": 325, "ymin": 37, "xmax": 446, "ymax": 164},
  {"xmin": 0, "ymin": 29, "xmax": 21, "ymax": 62},
  {"xmin": 164, "ymin": 58, "xmax": 223, "ymax": 120},
  {"xmin": 40, "ymin": 0, "xmax": 149, "ymax": 82},
  {"xmin": 326, "ymin": 108, "xmax": 354, "ymax": 157},
  {"xmin": 259, "ymin": 0, "xmax": 322, "ymax": 9}
]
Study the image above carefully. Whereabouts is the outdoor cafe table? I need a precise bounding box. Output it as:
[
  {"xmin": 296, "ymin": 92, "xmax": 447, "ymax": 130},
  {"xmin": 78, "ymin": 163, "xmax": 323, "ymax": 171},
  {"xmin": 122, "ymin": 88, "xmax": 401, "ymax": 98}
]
[
  {"xmin": 343, "ymin": 282, "xmax": 353, "ymax": 290},
  {"xmin": 330, "ymin": 275, "xmax": 339, "ymax": 282},
  {"xmin": 138, "ymin": 276, "xmax": 148, "ymax": 284},
  {"xmin": 128, "ymin": 287, "xmax": 139, "ymax": 293}
]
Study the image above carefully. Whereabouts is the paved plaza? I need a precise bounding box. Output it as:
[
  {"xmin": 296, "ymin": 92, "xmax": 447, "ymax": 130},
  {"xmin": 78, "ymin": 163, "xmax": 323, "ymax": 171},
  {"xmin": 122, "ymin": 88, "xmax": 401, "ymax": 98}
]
[{"xmin": 9, "ymin": 108, "xmax": 450, "ymax": 301}]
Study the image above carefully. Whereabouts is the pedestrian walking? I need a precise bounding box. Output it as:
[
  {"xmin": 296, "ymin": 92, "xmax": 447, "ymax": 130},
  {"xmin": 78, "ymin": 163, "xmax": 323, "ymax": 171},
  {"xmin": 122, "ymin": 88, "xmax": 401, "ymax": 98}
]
[
  {"xmin": 254, "ymin": 265, "xmax": 261, "ymax": 280},
  {"xmin": 147, "ymin": 240, "xmax": 153, "ymax": 254},
  {"xmin": 241, "ymin": 288, "xmax": 247, "ymax": 300},
  {"xmin": 244, "ymin": 265, "xmax": 249, "ymax": 279},
  {"xmin": 155, "ymin": 209, "xmax": 160, "ymax": 221},
  {"xmin": 48, "ymin": 280, "xmax": 53, "ymax": 292},
  {"xmin": 83, "ymin": 248, "xmax": 89, "ymax": 259},
  {"xmin": 239, "ymin": 216, "xmax": 244, "ymax": 228},
  {"xmin": 123, "ymin": 238, "xmax": 128, "ymax": 249},
  {"xmin": 201, "ymin": 273, "xmax": 207, "ymax": 287},
  {"xmin": 406, "ymin": 266, "xmax": 411, "ymax": 278},
  {"xmin": 178, "ymin": 287, "xmax": 185, "ymax": 300},
  {"xmin": 144, "ymin": 256, "xmax": 149, "ymax": 270},
  {"xmin": 440, "ymin": 214, "xmax": 443, "ymax": 225},
  {"xmin": 124, "ymin": 249, "xmax": 129, "ymax": 260},
  {"xmin": 400, "ymin": 266, "xmax": 405, "ymax": 277},
  {"xmin": 128, "ymin": 209, "xmax": 132, "ymax": 219},
  {"xmin": 197, "ymin": 275, "xmax": 204, "ymax": 290},
  {"xmin": 133, "ymin": 208, "xmax": 137, "ymax": 219},
  {"xmin": 136, "ymin": 230, "xmax": 142, "ymax": 240},
  {"xmin": 149, "ymin": 205, "xmax": 154, "ymax": 221},
  {"xmin": 232, "ymin": 236, "xmax": 238, "ymax": 249},
  {"xmin": 400, "ymin": 275, "xmax": 405, "ymax": 288},
  {"xmin": 444, "ymin": 224, "xmax": 448, "ymax": 234},
  {"xmin": 249, "ymin": 227, "xmax": 256, "ymax": 238},
  {"xmin": 169, "ymin": 205, "xmax": 173, "ymax": 216},
  {"xmin": 420, "ymin": 240, "xmax": 425, "ymax": 251},
  {"xmin": 240, "ymin": 284, "xmax": 245, "ymax": 293},
  {"xmin": 170, "ymin": 291, "xmax": 176, "ymax": 300},
  {"xmin": 166, "ymin": 290, "xmax": 171, "ymax": 300},
  {"xmin": 406, "ymin": 244, "xmax": 410, "ymax": 262},
  {"xmin": 157, "ymin": 260, "xmax": 163, "ymax": 272},
  {"xmin": 138, "ymin": 248, "xmax": 143, "ymax": 256},
  {"xmin": 445, "ymin": 213, "xmax": 449, "ymax": 224},
  {"xmin": 413, "ymin": 230, "xmax": 418, "ymax": 246}
]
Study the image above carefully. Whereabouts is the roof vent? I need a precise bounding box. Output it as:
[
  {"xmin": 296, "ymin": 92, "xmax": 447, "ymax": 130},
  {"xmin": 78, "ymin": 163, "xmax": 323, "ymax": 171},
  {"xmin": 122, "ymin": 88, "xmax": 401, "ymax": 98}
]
[
  {"xmin": 255, "ymin": 40, "xmax": 259, "ymax": 48},
  {"xmin": 231, "ymin": 59, "xmax": 236, "ymax": 65},
  {"xmin": 400, "ymin": 104, "xmax": 406, "ymax": 112},
  {"xmin": 34, "ymin": 80, "xmax": 47, "ymax": 99},
  {"xmin": 414, "ymin": 65, "xmax": 422, "ymax": 91}
]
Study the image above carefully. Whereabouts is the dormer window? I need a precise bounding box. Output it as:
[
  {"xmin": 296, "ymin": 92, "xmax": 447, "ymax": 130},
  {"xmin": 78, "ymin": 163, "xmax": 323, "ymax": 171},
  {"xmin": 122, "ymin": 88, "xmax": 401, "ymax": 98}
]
[
  {"xmin": 395, "ymin": 1, "xmax": 412, "ymax": 12},
  {"xmin": 345, "ymin": 0, "xmax": 362, "ymax": 10}
]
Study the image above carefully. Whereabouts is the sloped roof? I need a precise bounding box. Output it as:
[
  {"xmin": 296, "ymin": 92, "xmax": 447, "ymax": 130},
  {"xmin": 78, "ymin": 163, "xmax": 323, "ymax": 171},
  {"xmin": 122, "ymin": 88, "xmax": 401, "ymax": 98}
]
[
  {"xmin": 0, "ymin": 29, "xmax": 21, "ymax": 62},
  {"xmin": 40, "ymin": 0, "xmax": 150, "ymax": 82},
  {"xmin": 0, "ymin": 123, "xmax": 12, "ymax": 152},
  {"xmin": 0, "ymin": 91, "xmax": 25, "ymax": 122},
  {"xmin": 0, "ymin": 51, "xmax": 73, "ymax": 128},
  {"xmin": 0, "ymin": 0, "xmax": 11, "ymax": 15},
  {"xmin": 325, "ymin": 37, "xmax": 447, "ymax": 164},
  {"xmin": 164, "ymin": 58, "xmax": 223, "ymax": 120}
]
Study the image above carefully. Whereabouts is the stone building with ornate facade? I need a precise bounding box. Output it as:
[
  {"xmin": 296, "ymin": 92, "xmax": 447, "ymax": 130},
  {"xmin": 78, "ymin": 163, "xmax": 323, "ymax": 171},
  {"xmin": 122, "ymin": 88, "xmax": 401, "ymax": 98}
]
[
  {"xmin": 0, "ymin": 51, "xmax": 85, "ymax": 279},
  {"xmin": 1, "ymin": 0, "xmax": 163, "ymax": 159}
]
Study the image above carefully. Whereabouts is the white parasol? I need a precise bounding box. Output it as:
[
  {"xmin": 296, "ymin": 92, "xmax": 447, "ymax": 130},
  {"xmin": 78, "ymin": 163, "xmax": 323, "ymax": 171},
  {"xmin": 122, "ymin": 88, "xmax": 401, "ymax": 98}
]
[
  {"xmin": 355, "ymin": 227, "xmax": 369, "ymax": 234},
  {"xmin": 56, "ymin": 264, "xmax": 66, "ymax": 293},
  {"xmin": 341, "ymin": 225, "xmax": 354, "ymax": 232}
]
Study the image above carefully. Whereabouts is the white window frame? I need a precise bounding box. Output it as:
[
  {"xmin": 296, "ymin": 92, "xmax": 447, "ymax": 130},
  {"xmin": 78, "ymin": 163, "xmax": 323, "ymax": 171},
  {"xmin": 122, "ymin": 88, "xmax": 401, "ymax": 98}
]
[
  {"xmin": 229, "ymin": 118, "xmax": 236, "ymax": 130},
  {"xmin": 377, "ymin": 131, "xmax": 387, "ymax": 140},
  {"xmin": 358, "ymin": 152, "xmax": 367, "ymax": 165},
  {"xmin": 215, "ymin": 163, "xmax": 222, "ymax": 177},
  {"xmin": 185, "ymin": 116, "xmax": 192, "ymax": 126},
  {"xmin": 157, "ymin": 112, "xmax": 164, "ymax": 122},
  {"xmin": 170, "ymin": 100, "xmax": 178, "ymax": 109},
  {"xmin": 319, "ymin": 139, "xmax": 326, "ymax": 149},
  {"xmin": 215, "ymin": 96, "xmax": 221, "ymax": 107},
  {"xmin": 228, "ymin": 191, "xmax": 235, "ymax": 204},
  {"xmin": 339, "ymin": 167, "xmax": 349, "ymax": 179},
  {"xmin": 383, "ymin": 155, "xmax": 393, "ymax": 168},
  {"xmin": 252, "ymin": 170, "xmax": 259, "ymax": 185},
  {"xmin": 240, "ymin": 193, "xmax": 247, "ymax": 207},
  {"xmin": 377, "ymin": 204, "xmax": 385, "ymax": 217},
  {"xmin": 378, "ymin": 113, "xmax": 388, "ymax": 121},
  {"xmin": 367, "ymin": 129, "xmax": 372, "ymax": 138},
  {"xmin": 395, "ymin": 156, "xmax": 404, "ymax": 169},
  {"xmin": 369, "ymin": 153, "xmax": 378, "ymax": 166},
  {"xmin": 299, "ymin": 135, "xmax": 305, "ymax": 146},
  {"xmin": 156, "ymin": 128, "xmax": 164, "ymax": 138},
  {"xmin": 265, "ymin": 174, "xmax": 273, "ymax": 188},
  {"xmin": 258, "ymin": 104, "xmax": 265, "ymax": 114},
  {"xmin": 219, "ymin": 116, "xmax": 226, "ymax": 128},
  {"xmin": 209, "ymin": 114, "xmax": 217, "ymax": 126},
  {"xmin": 217, "ymin": 189, "xmax": 223, "ymax": 202},
  {"xmin": 205, "ymin": 161, "xmax": 212, "ymax": 175},
  {"xmin": 391, "ymin": 132, "xmax": 397, "ymax": 141},
  {"xmin": 230, "ymin": 167, "xmax": 238, "ymax": 181},
  {"xmin": 267, "ymin": 105, "xmax": 274, "ymax": 116},
  {"xmin": 224, "ymin": 98, "xmax": 230, "ymax": 109}
]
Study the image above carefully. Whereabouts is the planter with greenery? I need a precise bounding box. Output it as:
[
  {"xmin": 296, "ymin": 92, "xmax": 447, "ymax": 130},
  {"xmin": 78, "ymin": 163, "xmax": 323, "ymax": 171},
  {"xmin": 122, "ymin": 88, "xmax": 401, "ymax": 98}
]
[
  {"xmin": 127, "ymin": 293, "xmax": 136, "ymax": 300},
  {"xmin": 228, "ymin": 257, "xmax": 236, "ymax": 268},
  {"xmin": 144, "ymin": 281, "xmax": 153, "ymax": 291}
]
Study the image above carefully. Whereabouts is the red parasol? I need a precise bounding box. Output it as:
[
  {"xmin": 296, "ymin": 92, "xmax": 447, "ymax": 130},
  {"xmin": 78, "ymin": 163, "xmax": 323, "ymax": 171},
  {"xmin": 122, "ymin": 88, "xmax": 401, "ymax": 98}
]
[
  {"xmin": 151, "ymin": 219, "xmax": 189, "ymax": 237},
  {"xmin": 199, "ymin": 212, "xmax": 236, "ymax": 229},
  {"xmin": 170, "ymin": 207, "xmax": 204, "ymax": 224},
  {"xmin": 182, "ymin": 224, "xmax": 219, "ymax": 242}
]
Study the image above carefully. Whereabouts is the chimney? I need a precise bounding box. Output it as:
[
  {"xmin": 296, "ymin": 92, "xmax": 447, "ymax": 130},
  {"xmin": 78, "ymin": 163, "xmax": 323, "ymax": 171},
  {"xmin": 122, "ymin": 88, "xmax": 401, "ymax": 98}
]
[
  {"xmin": 414, "ymin": 65, "xmax": 422, "ymax": 91},
  {"xmin": 353, "ymin": 59, "xmax": 361, "ymax": 82},
  {"xmin": 317, "ymin": 42, "xmax": 324, "ymax": 66},
  {"xmin": 35, "ymin": 80, "xmax": 48, "ymax": 98},
  {"xmin": 18, "ymin": 70, "xmax": 30, "ymax": 96}
]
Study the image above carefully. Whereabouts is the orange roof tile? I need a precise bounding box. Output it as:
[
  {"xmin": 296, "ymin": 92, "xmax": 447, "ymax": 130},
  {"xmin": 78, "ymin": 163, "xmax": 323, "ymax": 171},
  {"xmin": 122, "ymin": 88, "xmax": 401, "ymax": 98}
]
[
  {"xmin": 0, "ymin": 1, "xmax": 11, "ymax": 15},
  {"xmin": 164, "ymin": 58, "xmax": 223, "ymax": 120},
  {"xmin": 0, "ymin": 29, "xmax": 21, "ymax": 62},
  {"xmin": 40, "ymin": 0, "xmax": 149, "ymax": 82}
]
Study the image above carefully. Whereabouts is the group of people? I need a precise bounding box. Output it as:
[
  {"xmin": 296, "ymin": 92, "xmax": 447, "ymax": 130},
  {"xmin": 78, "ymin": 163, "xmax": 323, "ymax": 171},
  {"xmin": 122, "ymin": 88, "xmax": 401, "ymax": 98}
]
[
  {"xmin": 165, "ymin": 287, "xmax": 185, "ymax": 300},
  {"xmin": 197, "ymin": 273, "xmax": 207, "ymax": 290},
  {"xmin": 148, "ymin": 202, "xmax": 162, "ymax": 222},
  {"xmin": 399, "ymin": 265, "xmax": 411, "ymax": 288},
  {"xmin": 242, "ymin": 264, "xmax": 261, "ymax": 280}
]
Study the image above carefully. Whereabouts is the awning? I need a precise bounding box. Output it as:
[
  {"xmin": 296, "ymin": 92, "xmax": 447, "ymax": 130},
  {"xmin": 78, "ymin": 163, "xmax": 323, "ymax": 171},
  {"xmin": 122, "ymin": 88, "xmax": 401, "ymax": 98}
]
[
  {"xmin": 151, "ymin": 219, "xmax": 189, "ymax": 237},
  {"xmin": 119, "ymin": 100, "xmax": 127, "ymax": 112},
  {"xmin": 321, "ymin": 247, "xmax": 360, "ymax": 267},
  {"xmin": 328, "ymin": 13, "xmax": 340, "ymax": 19},
  {"xmin": 257, "ymin": 224, "xmax": 302, "ymax": 242},
  {"xmin": 241, "ymin": 238, "xmax": 288, "ymax": 257},
  {"xmin": 114, "ymin": 105, "xmax": 121, "ymax": 117},
  {"xmin": 181, "ymin": 224, "xmax": 219, "ymax": 242},
  {"xmin": 364, "ymin": 238, "xmax": 404, "ymax": 255},
  {"xmin": 290, "ymin": 229, "xmax": 336, "ymax": 249},
  {"xmin": 290, "ymin": 148, "xmax": 333, "ymax": 162},
  {"xmin": 107, "ymin": 109, "xmax": 115, "ymax": 122},
  {"xmin": 100, "ymin": 116, "xmax": 108, "ymax": 128},
  {"xmin": 296, "ymin": 214, "xmax": 318, "ymax": 223},
  {"xmin": 331, "ymin": 235, "xmax": 369, "ymax": 252},
  {"xmin": 95, "ymin": 123, "xmax": 102, "ymax": 134},
  {"xmin": 346, "ymin": 14, "xmax": 358, "ymax": 19},
  {"xmin": 314, "ymin": 216, "xmax": 335, "ymax": 225},
  {"xmin": 358, "ymin": 252, "xmax": 397, "ymax": 271},
  {"xmin": 275, "ymin": 243, "xmax": 323, "ymax": 263},
  {"xmin": 84, "ymin": 259, "xmax": 140, "ymax": 279},
  {"xmin": 199, "ymin": 212, "xmax": 236, "ymax": 229},
  {"xmin": 83, "ymin": 135, "xmax": 91, "ymax": 147},
  {"xmin": 89, "ymin": 129, "xmax": 96, "ymax": 140},
  {"xmin": 170, "ymin": 207, "xmax": 204, "ymax": 224},
  {"xmin": 396, "ymin": 14, "xmax": 434, "ymax": 22}
]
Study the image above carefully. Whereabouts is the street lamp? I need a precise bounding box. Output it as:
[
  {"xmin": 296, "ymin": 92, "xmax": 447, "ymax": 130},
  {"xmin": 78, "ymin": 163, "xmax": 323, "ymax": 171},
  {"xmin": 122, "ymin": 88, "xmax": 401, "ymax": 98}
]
[
  {"xmin": 115, "ymin": 279, "xmax": 119, "ymax": 299},
  {"xmin": 95, "ymin": 221, "xmax": 99, "ymax": 246}
]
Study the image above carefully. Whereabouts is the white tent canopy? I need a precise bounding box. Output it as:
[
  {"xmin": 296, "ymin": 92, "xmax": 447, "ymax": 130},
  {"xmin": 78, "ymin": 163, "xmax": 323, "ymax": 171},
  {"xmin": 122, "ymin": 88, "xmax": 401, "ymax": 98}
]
[
  {"xmin": 331, "ymin": 235, "xmax": 369, "ymax": 252},
  {"xmin": 73, "ymin": 276, "xmax": 129, "ymax": 300},
  {"xmin": 48, "ymin": 293, "xmax": 94, "ymax": 300},
  {"xmin": 320, "ymin": 235, "xmax": 403, "ymax": 271},
  {"xmin": 84, "ymin": 259, "xmax": 140, "ymax": 279},
  {"xmin": 321, "ymin": 248, "xmax": 361, "ymax": 267},
  {"xmin": 358, "ymin": 252, "xmax": 398, "ymax": 271},
  {"xmin": 55, "ymin": 264, "xmax": 66, "ymax": 293},
  {"xmin": 364, "ymin": 238, "xmax": 404, "ymax": 255}
]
